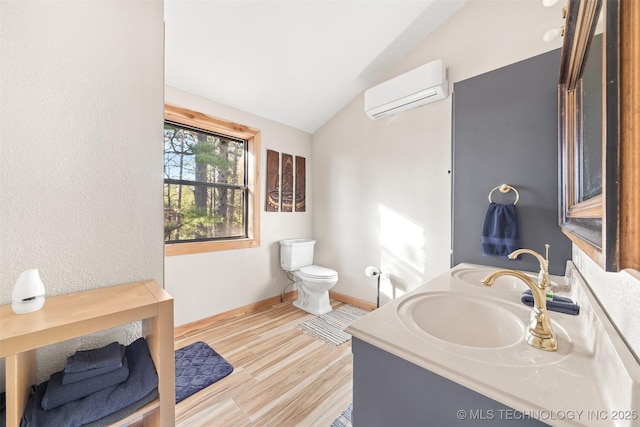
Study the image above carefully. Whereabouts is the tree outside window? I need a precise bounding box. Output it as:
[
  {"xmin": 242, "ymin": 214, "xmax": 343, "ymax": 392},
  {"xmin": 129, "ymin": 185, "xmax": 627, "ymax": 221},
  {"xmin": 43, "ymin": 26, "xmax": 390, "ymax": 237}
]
[{"xmin": 164, "ymin": 105, "xmax": 260, "ymax": 255}]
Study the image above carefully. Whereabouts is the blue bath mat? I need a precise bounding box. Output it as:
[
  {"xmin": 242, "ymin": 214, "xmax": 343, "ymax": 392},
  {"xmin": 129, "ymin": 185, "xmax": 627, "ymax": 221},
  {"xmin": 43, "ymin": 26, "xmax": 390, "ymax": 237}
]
[{"xmin": 175, "ymin": 341, "xmax": 233, "ymax": 403}]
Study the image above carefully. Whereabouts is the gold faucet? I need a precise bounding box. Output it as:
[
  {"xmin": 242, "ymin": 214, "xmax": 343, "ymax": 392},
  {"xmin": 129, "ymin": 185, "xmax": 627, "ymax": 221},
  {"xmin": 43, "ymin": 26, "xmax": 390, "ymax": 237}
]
[
  {"xmin": 481, "ymin": 246, "xmax": 558, "ymax": 352},
  {"xmin": 508, "ymin": 244, "xmax": 551, "ymax": 296}
]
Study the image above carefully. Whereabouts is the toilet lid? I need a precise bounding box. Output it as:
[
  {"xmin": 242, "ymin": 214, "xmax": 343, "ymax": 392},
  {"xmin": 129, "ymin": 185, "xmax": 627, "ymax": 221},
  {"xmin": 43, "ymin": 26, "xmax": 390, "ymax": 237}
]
[{"xmin": 298, "ymin": 265, "xmax": 338, "ymax": 279}]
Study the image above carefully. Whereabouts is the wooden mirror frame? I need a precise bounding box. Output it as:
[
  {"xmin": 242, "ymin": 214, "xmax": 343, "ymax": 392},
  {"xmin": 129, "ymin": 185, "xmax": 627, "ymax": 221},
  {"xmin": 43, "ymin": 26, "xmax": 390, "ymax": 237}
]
[{"xmin": 558, "ymin": 0, "xmax": 640, "ymax": 272}]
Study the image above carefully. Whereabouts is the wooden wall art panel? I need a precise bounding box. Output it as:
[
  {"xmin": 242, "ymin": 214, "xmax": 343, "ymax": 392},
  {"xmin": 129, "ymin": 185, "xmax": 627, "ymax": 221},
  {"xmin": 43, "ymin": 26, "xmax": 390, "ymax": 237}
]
[
  {"xmin": 281, "ymin": 153, "xmax": 294, "ymax": 212},
  {"xmin": 265, "ymin": 149, "xmax": 279, "ymax": 212},
  {"xmin": 295, "ymin": 156, "xmax": 306, "ymax": 212}
]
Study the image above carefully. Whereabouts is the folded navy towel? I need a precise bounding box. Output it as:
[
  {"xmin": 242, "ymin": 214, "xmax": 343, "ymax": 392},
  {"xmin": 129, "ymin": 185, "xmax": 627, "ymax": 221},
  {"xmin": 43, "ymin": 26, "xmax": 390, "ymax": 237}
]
[
  {"xmin": 521, "ymin": 289, "xmax": 580, "ymax": 315},
  {"xmin": 62, "ymin": 344, "xmax": 125, "ymax": 384},
  {"xmin": 65, "ymin": 342, "xmax": 124, "ymax": 375},
  {"xmin": 481, "ymin": 202, "xmax": 521, "ymax": 258},
  {"xmin": 21, "ymin": 337, "xmax": 158, "ymax": 427},
  {"xmin": 81, "ymin": 388, "xmax": 158, "ymax": 427},
  {"xmin": 42, "ymin": 356, "xmax": 129, "ymax": 411}
]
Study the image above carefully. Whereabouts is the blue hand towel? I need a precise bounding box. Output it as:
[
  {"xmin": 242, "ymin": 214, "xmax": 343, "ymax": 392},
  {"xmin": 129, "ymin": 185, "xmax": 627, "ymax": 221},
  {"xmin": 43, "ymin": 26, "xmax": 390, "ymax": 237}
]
[
  {"xmin": 64, "ymin": 342, "xmax": 124, "ymax": 374},
  {"xmin": 521, "ymin": 289, "xmax": 580, "ymax": 315},
  {"xmin": 481, "ymin": 202, "xmax": 521, "ymax": 258},
  {"xmin": 21, "ymin": 337, "xmax": 158, "ymax": 427},
  {"xmin": 41, "ymin": 356, "xmax": 129, "ymax": 411},
  {"xmin": 62, "ymin": 344, "xmax": 125, "ymax": 384}
]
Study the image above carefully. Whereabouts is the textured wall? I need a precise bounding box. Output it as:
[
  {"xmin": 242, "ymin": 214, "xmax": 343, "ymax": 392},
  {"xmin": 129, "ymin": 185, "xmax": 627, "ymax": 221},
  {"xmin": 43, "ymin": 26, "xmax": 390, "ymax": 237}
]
[
  {"xmin": 573, "ymin": 247, "xmax": 640, "ymax": 358},
  {"xmin": 0, "ymin": 0, "xmax": 164, "ymax": 387}
]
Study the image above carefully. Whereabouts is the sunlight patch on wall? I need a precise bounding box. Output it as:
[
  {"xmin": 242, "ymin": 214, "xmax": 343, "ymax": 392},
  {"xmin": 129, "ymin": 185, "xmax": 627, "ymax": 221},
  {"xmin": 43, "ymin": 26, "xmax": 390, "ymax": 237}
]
[
  {"xmin": 378, "ymin": 205, "xmax": 427, "ymax": 302},
  {"xmin": 379, "ymin": 205, "xmax": 426, "ymax": 273}
]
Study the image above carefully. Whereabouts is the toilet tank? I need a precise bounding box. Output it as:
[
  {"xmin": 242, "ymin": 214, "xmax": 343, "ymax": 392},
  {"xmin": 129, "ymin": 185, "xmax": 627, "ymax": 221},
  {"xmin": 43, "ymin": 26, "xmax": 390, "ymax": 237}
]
[{"xmin": 280, "ymin": 239, "xmax": 316, "ymax": 271}]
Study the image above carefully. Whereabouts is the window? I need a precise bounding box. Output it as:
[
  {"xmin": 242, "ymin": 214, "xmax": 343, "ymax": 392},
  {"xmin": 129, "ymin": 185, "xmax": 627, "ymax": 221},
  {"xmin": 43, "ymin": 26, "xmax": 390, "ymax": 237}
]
[
  {"xmin": 164, "ymin": 123, "xmax": 246, "ymax": 240},
  {"xmin": 164, "ymin": 104, "xmax": 260, "ymax": 255}
]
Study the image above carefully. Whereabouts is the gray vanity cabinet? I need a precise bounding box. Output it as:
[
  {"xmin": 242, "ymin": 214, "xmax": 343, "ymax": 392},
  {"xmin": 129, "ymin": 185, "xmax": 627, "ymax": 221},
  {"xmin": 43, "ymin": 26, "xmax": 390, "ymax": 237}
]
[{"xmin": 351, "ymin": 338, "xmax": 546, "ymax": 426}]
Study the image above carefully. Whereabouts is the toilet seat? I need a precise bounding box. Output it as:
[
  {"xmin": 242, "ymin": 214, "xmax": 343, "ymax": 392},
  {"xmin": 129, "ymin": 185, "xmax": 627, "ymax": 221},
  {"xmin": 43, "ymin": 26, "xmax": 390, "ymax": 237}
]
[{"xmin": 297, "ymin": 265, "xmax": 338, "ymax": 281}]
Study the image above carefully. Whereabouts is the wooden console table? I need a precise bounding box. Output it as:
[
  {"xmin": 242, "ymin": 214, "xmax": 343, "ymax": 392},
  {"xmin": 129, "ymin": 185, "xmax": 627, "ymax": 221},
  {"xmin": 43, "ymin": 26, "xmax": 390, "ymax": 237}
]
[{"xmin": 0, "ymin": 280, "xmax": 175, "ymax": 427}]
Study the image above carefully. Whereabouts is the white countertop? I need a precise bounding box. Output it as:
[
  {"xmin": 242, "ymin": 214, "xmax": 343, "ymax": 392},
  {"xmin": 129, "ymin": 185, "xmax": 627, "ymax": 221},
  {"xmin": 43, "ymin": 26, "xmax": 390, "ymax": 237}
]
[{"xmin": 346, "ymin": 262, "xmax": 640, "ymax": 426}]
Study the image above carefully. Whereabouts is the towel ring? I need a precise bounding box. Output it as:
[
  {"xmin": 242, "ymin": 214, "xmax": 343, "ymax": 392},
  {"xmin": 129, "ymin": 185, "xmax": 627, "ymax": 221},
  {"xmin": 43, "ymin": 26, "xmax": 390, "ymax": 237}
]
[{"xmin": 488, "ymin": 184, "xmax": 519, "ymax": 205}]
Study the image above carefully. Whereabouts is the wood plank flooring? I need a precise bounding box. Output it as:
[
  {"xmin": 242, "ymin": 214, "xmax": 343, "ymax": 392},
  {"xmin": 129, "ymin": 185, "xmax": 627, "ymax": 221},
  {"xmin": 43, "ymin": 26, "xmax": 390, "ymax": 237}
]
[{"xmin": 173, "ymin": 299, "xmax": 355, "ymax": 427}]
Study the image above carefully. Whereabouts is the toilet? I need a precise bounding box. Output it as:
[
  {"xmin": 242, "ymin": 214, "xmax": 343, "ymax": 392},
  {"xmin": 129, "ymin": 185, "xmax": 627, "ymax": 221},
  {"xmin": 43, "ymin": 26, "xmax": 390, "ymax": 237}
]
[{"xmin": 279, "ymin": 239, "xmax": 338, "ymax": 315}]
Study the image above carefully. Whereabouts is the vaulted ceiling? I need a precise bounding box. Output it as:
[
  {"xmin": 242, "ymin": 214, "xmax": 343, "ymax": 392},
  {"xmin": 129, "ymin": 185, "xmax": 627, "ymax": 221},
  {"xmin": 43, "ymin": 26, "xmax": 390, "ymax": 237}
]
[{"xmin": 164, "ymin": 0, "xmax": 468, "ymax": 133}]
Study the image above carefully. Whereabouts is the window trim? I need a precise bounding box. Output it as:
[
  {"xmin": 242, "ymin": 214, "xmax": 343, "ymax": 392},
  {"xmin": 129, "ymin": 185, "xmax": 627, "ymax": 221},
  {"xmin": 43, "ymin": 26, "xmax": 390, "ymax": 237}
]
[{"xmin": 164, "ymin": 104, "xmax": 260, "ymax": 256}]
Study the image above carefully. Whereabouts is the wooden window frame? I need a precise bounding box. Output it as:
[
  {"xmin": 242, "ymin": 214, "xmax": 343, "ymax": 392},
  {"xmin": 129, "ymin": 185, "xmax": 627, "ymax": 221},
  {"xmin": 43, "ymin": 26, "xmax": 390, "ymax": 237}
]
[{"xmin": 164, "ymin": 104, "xmax": 261, "ymax": 256}]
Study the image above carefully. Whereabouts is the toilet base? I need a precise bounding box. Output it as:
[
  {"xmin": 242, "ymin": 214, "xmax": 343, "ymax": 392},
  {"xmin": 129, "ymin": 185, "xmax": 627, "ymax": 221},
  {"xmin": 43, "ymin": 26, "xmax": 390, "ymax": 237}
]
[{"xmin": 293, "ymin": 290, "xmax": 332, "ymax": 316}]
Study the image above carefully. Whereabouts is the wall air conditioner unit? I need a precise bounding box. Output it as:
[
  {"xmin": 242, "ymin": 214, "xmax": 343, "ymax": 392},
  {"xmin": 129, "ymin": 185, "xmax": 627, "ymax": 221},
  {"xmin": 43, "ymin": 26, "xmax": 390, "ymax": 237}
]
[{"xmin": 364, "ymin": 59, "xmax": 448, "ymax": 120}]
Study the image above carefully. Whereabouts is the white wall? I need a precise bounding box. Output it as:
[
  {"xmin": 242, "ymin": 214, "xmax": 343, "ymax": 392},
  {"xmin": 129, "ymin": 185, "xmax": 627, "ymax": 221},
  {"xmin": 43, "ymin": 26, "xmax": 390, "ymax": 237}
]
[
  {"xmin": 164, "ymin": 86, "xmax": 313, "ymax": 327},
  {"xmin": 0, "ymin": 0, "xmax": 164, "ymax": 387},
  {"xmin": 573, "ymin": 247, "xmax": 640, "ymax": 357},
  {"xmin": 312, "ymin": 0, "xmax": 565, "ymax": 304}
]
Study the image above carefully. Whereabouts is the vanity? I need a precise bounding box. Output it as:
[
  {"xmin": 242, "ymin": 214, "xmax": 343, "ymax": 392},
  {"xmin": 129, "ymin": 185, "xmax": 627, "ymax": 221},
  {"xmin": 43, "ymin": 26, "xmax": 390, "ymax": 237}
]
[{"xmin": 346, "ymin": 263, "xmax": 640, "ymax": 426}]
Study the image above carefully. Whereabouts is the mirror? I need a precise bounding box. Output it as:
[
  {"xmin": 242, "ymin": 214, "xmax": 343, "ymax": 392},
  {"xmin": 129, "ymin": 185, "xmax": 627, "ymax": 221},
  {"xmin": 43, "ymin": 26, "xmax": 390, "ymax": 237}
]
[
  {"xmin": 559, "ymin": 0, "xmax": 610, "ymax": 266},
  {"xmin": 578, "ymin": 32, "xmax": 603, "ymax": 201},
  {"xmin": 558, "ymin": 0, "xmax": 640, "ymax": 271}
]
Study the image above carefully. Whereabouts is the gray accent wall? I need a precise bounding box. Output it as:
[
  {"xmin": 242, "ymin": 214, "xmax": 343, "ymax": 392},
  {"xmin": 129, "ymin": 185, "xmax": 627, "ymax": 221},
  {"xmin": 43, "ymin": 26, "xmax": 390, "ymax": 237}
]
[{"xmin": 452, "ymin": 49, "xmax": 571, "ymax": 275}]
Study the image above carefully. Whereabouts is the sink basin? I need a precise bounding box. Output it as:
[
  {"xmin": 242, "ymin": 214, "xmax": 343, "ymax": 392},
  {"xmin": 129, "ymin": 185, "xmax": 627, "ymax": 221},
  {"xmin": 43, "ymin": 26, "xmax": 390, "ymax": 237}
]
[
  {"xmin": 396, "ymin": 292, "xmax": 525, "ymax": 348},
  {"xmin": 451, "ymin": 267, "xmax": 534, "ymax": 291}
]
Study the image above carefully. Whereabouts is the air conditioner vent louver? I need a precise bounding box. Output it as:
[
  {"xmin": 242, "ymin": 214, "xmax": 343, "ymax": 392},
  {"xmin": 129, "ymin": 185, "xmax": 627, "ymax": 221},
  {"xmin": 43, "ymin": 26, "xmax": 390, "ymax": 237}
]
[{"xmin": 364, "ymin": 59, "xmax": 448, "ymax": 120}]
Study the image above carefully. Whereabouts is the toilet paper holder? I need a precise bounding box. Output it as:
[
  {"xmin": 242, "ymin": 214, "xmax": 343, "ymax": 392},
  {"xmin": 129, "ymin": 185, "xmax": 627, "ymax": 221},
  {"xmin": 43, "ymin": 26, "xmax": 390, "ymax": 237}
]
[{"xmin": 365, "ymin": 266, "xmax": 382, "ymax": 308}]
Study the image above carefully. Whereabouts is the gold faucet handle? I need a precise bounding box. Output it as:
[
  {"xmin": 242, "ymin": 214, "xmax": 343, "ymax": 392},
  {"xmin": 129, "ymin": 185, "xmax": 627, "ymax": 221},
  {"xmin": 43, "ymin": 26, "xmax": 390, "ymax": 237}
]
[
  {"xmin": 540, "ymin": 244, "xmax": 552, "ymax": 295},
  {"xmin": 543, "ymin": 244, "xmax": 550, "ymax": 270}
]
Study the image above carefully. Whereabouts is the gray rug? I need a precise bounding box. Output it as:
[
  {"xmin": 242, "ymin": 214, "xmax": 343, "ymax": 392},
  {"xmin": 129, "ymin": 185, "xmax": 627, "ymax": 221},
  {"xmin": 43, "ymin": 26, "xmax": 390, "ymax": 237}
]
[
  {"xmin": 297, "ymin": 305, "xmax": 369, "ymax": 347},
  {"xmin": 331, "ymin": 404, "xmax": 353, "ymax": 427}
]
